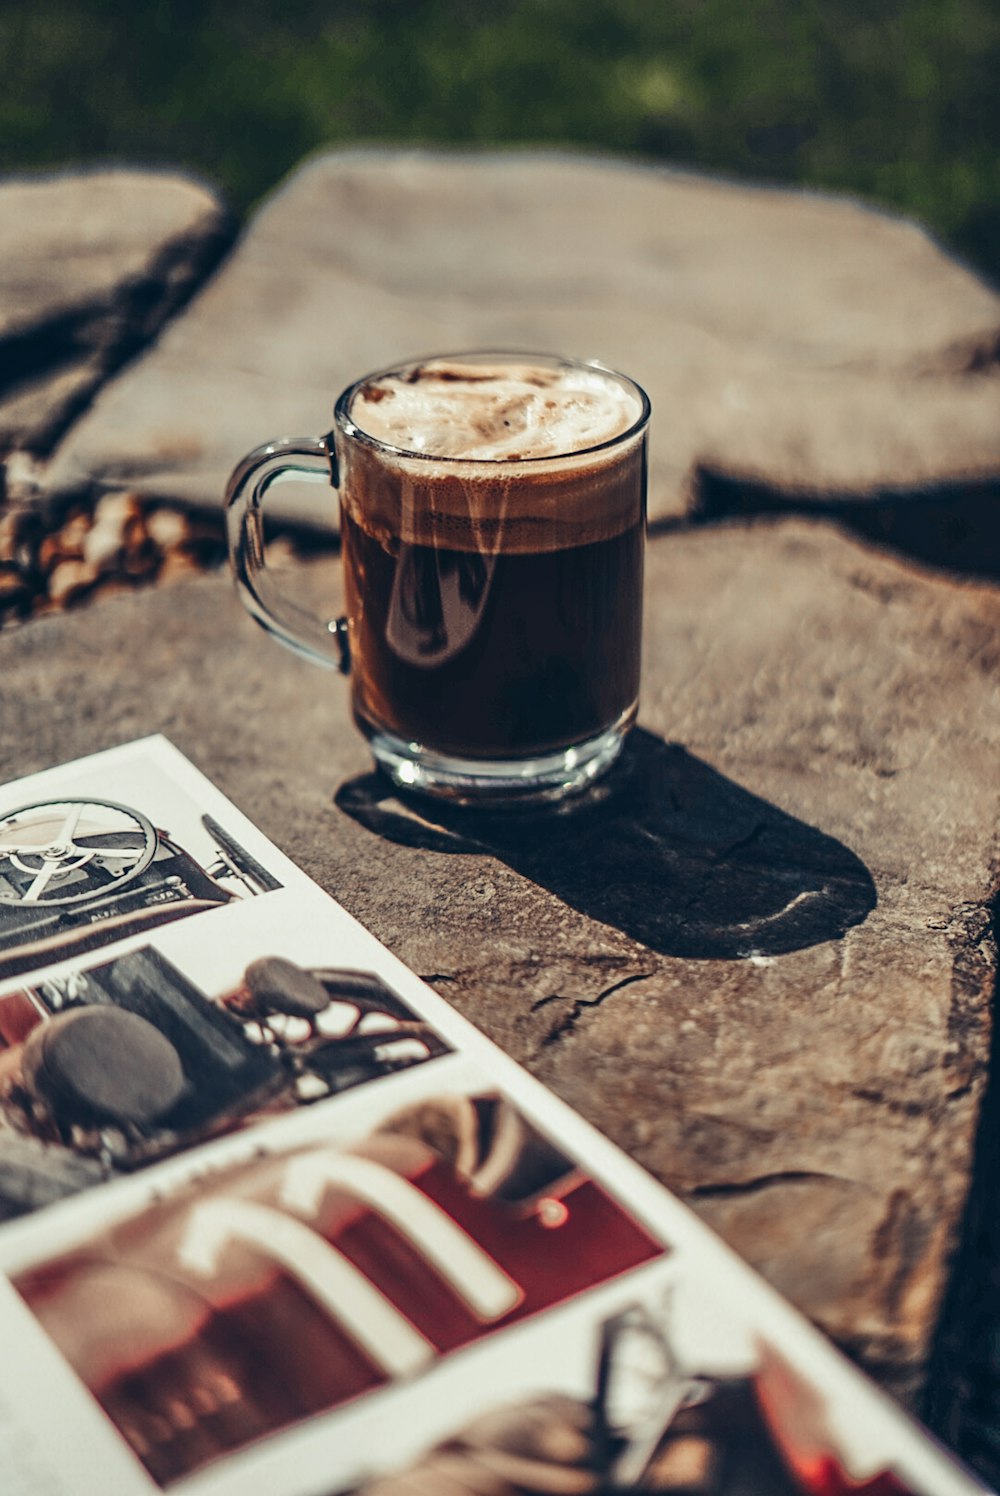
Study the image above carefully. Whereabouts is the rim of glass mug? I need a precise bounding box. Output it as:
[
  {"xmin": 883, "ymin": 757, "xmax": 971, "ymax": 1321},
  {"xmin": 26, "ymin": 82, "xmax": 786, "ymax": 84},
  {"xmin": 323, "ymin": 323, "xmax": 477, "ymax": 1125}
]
[{"xmin": 333, "ymin": 350, "xmax": 651, "ymax": 467}]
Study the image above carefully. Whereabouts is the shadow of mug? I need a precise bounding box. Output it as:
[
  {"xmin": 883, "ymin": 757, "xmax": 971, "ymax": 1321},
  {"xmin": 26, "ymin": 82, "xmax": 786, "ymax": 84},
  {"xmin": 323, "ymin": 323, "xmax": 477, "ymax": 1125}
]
[{"xmin": 335, "ymin": 728, "xmax": 876, "ymax": 959}]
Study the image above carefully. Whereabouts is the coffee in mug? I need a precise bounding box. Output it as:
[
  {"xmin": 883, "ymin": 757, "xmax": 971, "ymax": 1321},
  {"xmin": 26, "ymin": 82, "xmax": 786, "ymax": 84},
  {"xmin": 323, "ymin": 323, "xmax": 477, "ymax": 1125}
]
[{"xmin": 226, "ymin": 353, "xmax": 649, "ymax": 804}]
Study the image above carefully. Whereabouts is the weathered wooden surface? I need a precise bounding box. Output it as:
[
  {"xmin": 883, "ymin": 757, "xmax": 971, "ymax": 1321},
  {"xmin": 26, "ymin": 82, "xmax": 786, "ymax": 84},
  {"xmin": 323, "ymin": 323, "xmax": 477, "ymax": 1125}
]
[
  {"xmin": 34, "ymin": 150, "xmax": 1000, "ymax": 524},
  {"xmin": 1, "ymin": 516, "xmax": 997, "ymax": 1411},
  {"xmin": 0, "ymin": 169, "xmax": 231, "ymax": 456}
]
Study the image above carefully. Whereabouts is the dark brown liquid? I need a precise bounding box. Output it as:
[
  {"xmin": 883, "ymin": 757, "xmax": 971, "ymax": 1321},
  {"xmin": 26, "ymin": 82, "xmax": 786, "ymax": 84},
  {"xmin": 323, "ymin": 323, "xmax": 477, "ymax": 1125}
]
[{"xmin": 341, "ymin": 445, "xmax": 646, "ymax": 760}]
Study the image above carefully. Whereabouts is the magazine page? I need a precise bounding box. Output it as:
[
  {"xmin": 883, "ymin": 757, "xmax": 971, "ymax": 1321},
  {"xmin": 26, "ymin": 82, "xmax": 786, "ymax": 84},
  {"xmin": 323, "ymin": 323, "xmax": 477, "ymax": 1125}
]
[{"xmin": 0, "ymin": 737, "xmax": 987, "ymax": 1496}]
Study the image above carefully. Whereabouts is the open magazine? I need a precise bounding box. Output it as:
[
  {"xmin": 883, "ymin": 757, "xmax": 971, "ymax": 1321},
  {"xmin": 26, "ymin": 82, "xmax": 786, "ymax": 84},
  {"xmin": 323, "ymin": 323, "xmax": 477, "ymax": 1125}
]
[{"xmin": 0, "ymin": 737, "xmax": 987, "ymax": 1496}]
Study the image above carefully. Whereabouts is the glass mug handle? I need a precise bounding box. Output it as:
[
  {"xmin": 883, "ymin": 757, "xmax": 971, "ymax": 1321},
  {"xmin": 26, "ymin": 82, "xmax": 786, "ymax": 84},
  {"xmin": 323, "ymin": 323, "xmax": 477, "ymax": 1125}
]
[{"xmin": 224, "ymin": 434, "xmax": 350, "ymax": 673}]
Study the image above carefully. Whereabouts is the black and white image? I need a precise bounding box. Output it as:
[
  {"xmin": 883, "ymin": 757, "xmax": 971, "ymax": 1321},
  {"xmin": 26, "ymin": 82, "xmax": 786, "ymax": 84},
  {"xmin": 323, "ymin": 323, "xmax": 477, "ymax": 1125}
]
[{"xmin": 0, "ymin": 793, "xmax": 281, "ymax": 981}]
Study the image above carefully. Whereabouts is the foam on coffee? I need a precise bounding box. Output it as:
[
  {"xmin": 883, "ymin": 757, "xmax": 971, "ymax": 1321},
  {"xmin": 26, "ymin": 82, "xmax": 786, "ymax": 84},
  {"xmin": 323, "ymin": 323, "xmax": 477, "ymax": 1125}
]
[{"xmin": 349, "ymin": 359, "xmax": 642, "ymax": 462}]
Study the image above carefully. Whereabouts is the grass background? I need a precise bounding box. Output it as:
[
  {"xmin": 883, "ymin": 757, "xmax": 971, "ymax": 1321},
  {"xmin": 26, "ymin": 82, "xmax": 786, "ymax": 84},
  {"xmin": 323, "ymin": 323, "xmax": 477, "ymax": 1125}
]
[{"xmin": 1, "ymin": 0, "xmax": 998, "ymax": 286}]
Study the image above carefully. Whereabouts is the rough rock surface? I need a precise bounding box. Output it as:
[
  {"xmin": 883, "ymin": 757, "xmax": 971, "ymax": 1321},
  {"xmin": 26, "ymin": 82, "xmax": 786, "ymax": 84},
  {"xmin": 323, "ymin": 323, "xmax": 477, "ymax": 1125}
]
[
  {"xmin": 37, "ymin": 150, "xmax": 1000, "ymax": 526},
  {"xmin": 1, "ymin": 515, "xmax": 997, "ymax": 1416},
  {"xmin": 0, "ymin": 169, "xmax": 232, "ymax": 456}
]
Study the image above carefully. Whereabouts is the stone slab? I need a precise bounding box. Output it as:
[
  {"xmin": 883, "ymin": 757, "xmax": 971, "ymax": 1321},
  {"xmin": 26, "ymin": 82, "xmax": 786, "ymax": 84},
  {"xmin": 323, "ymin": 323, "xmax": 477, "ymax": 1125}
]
[
  {"xmin": 0, "ymin": 169, "xmax": 231, "ymax": 456},
  {"xmin": 0, "ymin": 518, "xmax": 998, "ymax": 1416},
  {"xmin": 37, "ymin": 150, "xmax": 1000, "ymax": 526}
]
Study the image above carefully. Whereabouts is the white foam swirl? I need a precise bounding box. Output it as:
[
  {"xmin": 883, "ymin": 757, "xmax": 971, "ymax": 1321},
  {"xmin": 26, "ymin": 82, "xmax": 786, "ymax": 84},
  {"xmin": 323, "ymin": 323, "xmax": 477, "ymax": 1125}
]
[{"xmin": 350, "ymin": 359, "xmax": 641, "ymax": 461}]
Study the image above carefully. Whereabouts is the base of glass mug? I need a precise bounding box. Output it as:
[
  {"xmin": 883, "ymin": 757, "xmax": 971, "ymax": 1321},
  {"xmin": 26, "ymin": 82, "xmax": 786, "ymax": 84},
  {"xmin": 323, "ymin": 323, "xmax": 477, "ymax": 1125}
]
[{"xmin": 360, "ymin": 709, "xmax": 636, "ymax": 806}]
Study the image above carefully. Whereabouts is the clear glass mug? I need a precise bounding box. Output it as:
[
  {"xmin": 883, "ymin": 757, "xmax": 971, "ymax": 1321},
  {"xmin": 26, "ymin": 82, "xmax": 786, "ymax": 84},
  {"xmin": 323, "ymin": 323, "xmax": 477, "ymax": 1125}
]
[{"xmin": 225, "ymin": 352, "xmax": 650, "ymax": 805}]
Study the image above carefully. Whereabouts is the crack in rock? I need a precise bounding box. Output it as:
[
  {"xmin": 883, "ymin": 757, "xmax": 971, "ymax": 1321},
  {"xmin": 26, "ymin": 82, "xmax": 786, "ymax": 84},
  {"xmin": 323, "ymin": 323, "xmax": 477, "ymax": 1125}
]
[
  {"xmin": 688, "ymin": 1169, "xmax": 861, "ymax": 1200},
  {"xmin": 537, "ymin": 971, "xmax": 655, "ymax": 1046}
]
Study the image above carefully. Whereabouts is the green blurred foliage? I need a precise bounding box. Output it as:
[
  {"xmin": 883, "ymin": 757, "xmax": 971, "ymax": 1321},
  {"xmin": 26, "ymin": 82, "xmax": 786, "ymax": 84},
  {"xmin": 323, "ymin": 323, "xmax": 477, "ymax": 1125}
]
[{"xmin": 1, "ymin": 0, "xmax": 998, "ymax": 281}]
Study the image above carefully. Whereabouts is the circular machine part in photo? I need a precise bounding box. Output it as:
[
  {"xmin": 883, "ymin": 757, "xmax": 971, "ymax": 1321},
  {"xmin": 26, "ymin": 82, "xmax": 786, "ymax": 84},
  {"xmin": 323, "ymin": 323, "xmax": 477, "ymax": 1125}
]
[{"xmin": 0, "ymin": 800, "xmax": 158, "ymax": 906}]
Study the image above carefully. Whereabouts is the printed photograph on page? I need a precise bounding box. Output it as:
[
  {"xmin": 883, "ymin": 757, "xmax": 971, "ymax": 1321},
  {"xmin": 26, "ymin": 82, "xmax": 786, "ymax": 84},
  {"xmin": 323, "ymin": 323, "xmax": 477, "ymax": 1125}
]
[
  {"xmin": 6, "ymin": 1074, "xmax": 668, "ymax": 1489},
  {"xmin": 0, "ymin": 938, "xmax": 452, "ymax": 1224},
  {"xmin": 0, "ymin": 742, "xmax": 285, "ymax": 983}
]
